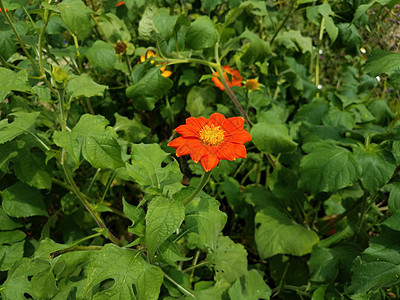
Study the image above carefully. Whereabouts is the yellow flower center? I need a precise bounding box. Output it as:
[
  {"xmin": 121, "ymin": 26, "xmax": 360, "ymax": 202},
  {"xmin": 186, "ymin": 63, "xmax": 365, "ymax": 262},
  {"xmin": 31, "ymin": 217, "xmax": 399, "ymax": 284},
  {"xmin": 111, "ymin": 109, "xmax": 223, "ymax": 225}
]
[
  {"xmin": 199, "ymin": 124, "xmax": 225, "ymax": 146},
  {"xmin": 245, "ymin": 79, "xmax": 259, "ymax": 90}
]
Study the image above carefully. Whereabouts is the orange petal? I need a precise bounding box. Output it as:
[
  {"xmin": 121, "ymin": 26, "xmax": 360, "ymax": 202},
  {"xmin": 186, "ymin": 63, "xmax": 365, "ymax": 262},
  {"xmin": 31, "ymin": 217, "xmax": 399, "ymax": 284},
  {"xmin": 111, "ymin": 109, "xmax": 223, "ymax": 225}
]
[
  {"xmin": 226, "ymin": 129, "xmax": 252, "ymax": 144},
  {"xmin": 176, "ymin": 138, "xmax": 203, "ymax": 157},
  {"xmin": 200, "ymin": 152, "xmax": 220, "ymax": 172},
  {"xmin": 222, "ymin": 117, "xmax": 244, "ymax": 134},
  {"xmin": 232, "ymin": 144, "xmax": 247, "ymax": 159},
  {"xmin": 207, "ymin": 113, "xmax": 226, "ymax": 127},
  {"xmin": 185, "ymin": 117, "xmax": 207, "ymax": 132},
  {"xmin": 168, "ymin": 136, "xmax": 185, "ymax": 150},
  {"xmin": 147, "ymin": 50, "xmax": 155, "ymax": 58},
  {"xmin": 189, "ymin": 143, "xmax": 208, "ymax": 163},
  {"xmin": 140, "ymin": 54, "xmax": 146, "ymax": 62},
  {"xmin": 215, "ymin": 142, "xmax": 236, "ymax": 161},
  {"xmin": 161, "ymin": 70, "xmax": 172, "ymax": 78},
  {"xmin": 212, "ymin": 76, "xmax": 225, "ymax": 90},
  {"xmin": 222, "ymin": 65, "xmax": 232, "ymax": 72},
  {"xmin": 175, "ymin": 124, "xmax": 198, "ymax": 137}
]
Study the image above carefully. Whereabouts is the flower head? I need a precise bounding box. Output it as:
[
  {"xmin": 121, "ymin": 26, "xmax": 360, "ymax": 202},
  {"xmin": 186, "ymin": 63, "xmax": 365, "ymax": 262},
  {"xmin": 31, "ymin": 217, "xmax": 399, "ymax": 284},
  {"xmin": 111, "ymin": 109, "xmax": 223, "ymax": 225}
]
[
  {"xmin": 212, "ymin": 66, "xmax": 242, "ymax": 91},
  {"xmin": 117, "ymin": 2, "xmax": 125, "ymax": 7},
  {"xmin": 140, "ymin": 50, "xmax": 172, "ymax": 78},
  {"xmin": 114, "ymin": 41, "xmax": 128, "ymax": 55},
  {"xmin": 245, "ymin": 79, "xmax": 260, "ymax": 91},
  {"xmin": 168, "ymin": 113, "xmax": 251, "ymax": 172}
]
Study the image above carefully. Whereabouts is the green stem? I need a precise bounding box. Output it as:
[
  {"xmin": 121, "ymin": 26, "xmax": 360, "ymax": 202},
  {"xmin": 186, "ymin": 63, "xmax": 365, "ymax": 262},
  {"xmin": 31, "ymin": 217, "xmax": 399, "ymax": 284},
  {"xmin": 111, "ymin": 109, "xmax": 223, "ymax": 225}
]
[
  {"xmin": 61, "ymin": 149, "xmax": 122, "ymax": 246},
  {"xmin": 0, "ymin": 0, "xmax": 56, "ymax": 95},
  {"xmin": 163, "ymin": 273, "xmax": 196, "ymax": 298},
  {"xmin": 270, "ymin": 0, "xmax": 297, "ymax": 44},
  {"xmin": 183, "ymin": 171, "xmax": 212, "ymax": 206},
  {"xmin": 49, "ymin": 245, "xmax": 102, "ymax": 259}
]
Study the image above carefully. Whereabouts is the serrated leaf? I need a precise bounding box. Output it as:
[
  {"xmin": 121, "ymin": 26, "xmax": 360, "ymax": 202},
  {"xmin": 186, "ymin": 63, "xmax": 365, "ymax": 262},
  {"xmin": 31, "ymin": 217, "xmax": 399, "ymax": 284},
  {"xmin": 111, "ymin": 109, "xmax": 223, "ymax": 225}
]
[
  {"xmin": 354, "ymin": 147, "xmax": 396, "ymax": 193},
  {"xmin": 207, "ymin": 236, "xmax": 247, "ymax": 283},
  {"xmin": 58, "ymin": 114, "xmax": 124, "ymax": 170},
  {"xmin": 85, "ymin": 244, "xmax": 163, "ymax": 300},
  {"xmin": 153, "ymin": 8, "xmax": 178, "ymax": 39},
  {"xmin": 347, "ymin": 228, "xmax": 400, "ymax": 295},
  {"xmin": 2, "ymin": 182, "xmax": 48, "ymax": 218},
  {"xmin": 67, "ymin": 74, "xmax": 108, "ymax": 99},
  {"xmin": 0, "ymin": 240, "xmax": 25, "ymax": 271},
  {"xmin": 58, "ymin": 0, "xmax": 92, "ymax": 40},
  {"xmin": 98, "ymin": 13, "xmax": 131, "ymax": 43},
  {"xmin": 84, "ymin": 40, "xmax": 117, "ymax": 70},
  {"xmin": 185, "ymin": 86, "xmax": 216, "ymax": 117},
  {"xmin": 0, "ymin": 30, "xmax": 16, "ymax": 60},
  {"xmin": 298, "ymin": 142, "xmax": 362, "ymax": 193},
  {"xmin": 228, "ymin": 269, "xmax": 271, "ymax": 300},
  {"xmin": 114, "ymin": 113, "xmax": 151, "ymax": 143},
  {"xmin": 138, "ymin": 5, "xmax": 159, "ymax": 41},
  {"xmin": 275, "ymin": 30, "xmax": 312, "ymax": 53},
  {"xmin": 0, "ymin": 68, "xmax": 31, "ymax": 101},
  {"xmin": 0, "ymin": 111, "xmax": 39, "ymax": 144},
  {"xmin": 0, "ymin": 229, "xmax": 25, "ymax": 245},
  {"xmin": 322, "ymin": 107, "xmax": 355, "ymax": 130},
  {"xmin": 0, "ymin": 141, "xmax": 18, "ymax": 172},
  {"xmin": 255, "ymin": 206, "xmax": 319, "ymax": 259},
  {"xmin": 240, "ymin": 30, "xmax": 271, "ymax": 65},
  {"xmin": 123, "ymin": 198, "xmax": 145, "ymax": 237},
  {"xmin": 185, "ymin": 191, "xmax": 227, "ymax": 250},
  {"xmin": 185, "ymin": 16, "xmax": 218, "ymax": 50},
  {"xmin": 126, "ymin": 143, "xmax": 182, "ymax": 191},
  {"xmin": 251, "ymin": 122, "xmax": 297, "ymax": 154},
  {"xmin": 365, "ymin": 49, "xmax": 400, "ymax": 77},
  {"xmin": 145, "ymin": 197, "xmax": 185, "ymax": 257},
  {"xmin": 14, "ymin": 147, "xmax": 52, "ymax": 190}
]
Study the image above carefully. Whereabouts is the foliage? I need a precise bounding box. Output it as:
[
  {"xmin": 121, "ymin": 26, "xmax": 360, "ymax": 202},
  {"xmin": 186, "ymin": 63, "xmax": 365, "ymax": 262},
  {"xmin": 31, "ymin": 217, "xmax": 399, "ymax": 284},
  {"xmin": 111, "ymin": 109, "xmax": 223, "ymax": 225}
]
[{"xmin": 1, "ymin": 0, "xmax": 400, "ymax": 299}]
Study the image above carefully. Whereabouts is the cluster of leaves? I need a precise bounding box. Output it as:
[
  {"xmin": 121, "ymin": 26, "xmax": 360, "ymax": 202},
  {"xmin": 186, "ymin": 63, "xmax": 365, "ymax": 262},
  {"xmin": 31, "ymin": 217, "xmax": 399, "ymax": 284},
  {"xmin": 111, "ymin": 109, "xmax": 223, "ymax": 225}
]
[{"xmin": 1, "ymin": 0, "xmax": 400, "ymax": 299}]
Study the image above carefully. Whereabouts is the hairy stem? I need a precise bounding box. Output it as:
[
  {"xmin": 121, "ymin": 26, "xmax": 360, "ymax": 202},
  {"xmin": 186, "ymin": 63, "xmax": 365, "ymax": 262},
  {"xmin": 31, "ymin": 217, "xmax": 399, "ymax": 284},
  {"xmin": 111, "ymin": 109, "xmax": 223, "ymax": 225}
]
[{"xmin": 183, "ymin": 171, "xmax": 212, "ymax": 206}]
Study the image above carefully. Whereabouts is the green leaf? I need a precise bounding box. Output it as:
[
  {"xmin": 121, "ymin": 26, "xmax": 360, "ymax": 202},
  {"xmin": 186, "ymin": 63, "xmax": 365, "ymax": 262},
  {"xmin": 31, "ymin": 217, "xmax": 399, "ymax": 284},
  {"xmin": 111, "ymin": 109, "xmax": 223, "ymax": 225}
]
[
  {"xmin": 365, "ymin": 49, "xmax": 400, "ymax": 77},
  {"xmin": 389, "ymin": 182, "xmax": 400, "ymax": 213},
  {"xmin": 126, "ymin": 68, "xmax": 173, "ymax": 111},
  {"xmin": 185, "ymin": 16, "xmax": 218, "ymax": 50},
  {"xmin": 240, "ymin": 30, "xmax": 271, "ymax": 65},
  {"xmin": 84, "ymin": 40, "xmax": 117, "ymax": 70},
  {"xmin": 85, "ymin": 244, "xmax": 163, "ymax": 299},
  {"xmin": 0, "ymin": 68, "xmax": 31, "ymax": 101},
  {"xmin": 228, "ymin": 269, "xmax": 271, "ymax": 300},
  {"xmin": 347, "ymin": 228, "xmax": 400, "ymax": 295},
  {"xmin": 318, "ymin": 3, "xmax": 338, "ymax": 42},
  {"xmin": 206, "ymin": 236, "xmax": 247, "ymax": 283},
  {"xmin": 322, "ymin": 107, "xmax": 355, "ymax": 130},
  {"xmin": 0, "ymin": 241, "xmax": 25, "ymax": 271},
  {"xmin": 153, "ymin": 8, "xmax": 178, "ymax": 40},
  {"xmin": 275, "ymin": 30, "xmax": 312, "ymax": 53},
  {"xmin": 308, "ymin": 247, "xmax": 339, "ymax": 283},
  {"xmin": 53, "ymin": 131, "xmax": 81, "ymax": 166},
  {"xmin": 98, "ymin": 13, "xmax": 131, "ymax": 43},
  {"xmin": 185, "ymin": 86, "xmax": 216, "ymax": 117},
  {"xmin": 114, "ymin": 113, "xmax": 151, "ymax": 143},
  {"xmin": 145, "ymin": 197, "xmax": 185, "ymax": 257},
  {"xmin": 201, "ymin": 0, "xmax": 222, "ymax": 13},
  {"xmin": 58, "ymin": 0, "xmax": 92, "ymax": 40},
  {"xmin": 0, "ymin": 140, "xmax": 18, "ymax": 172},
  {"xmin": 0, "ymin": 111, "xmax": 40, "ymax": 144},
  {"xmin": 255, "ymin": 206, "xmax": 319, "ymax": 259},
  {"xmin": 185, "ymin": 191, "xmax": 227, "ymax": 251},
  {"xmin": 126, "ymin": 143, "xmax": 182, "ymax": 192},
  {"xmin": 67, "ymin": 74, "xmax": 108, "ymax": 99},
  {"xmin": 0, "ymin": 207, "xmax": 23, "ymax": 230},
  {"xmin": 251, "ymin": 122, "xmax": 297, "ymax": 154},
  {"xmin": 138, "ymin": 5, "xmax": 159, "ymax": 41},
  {"xmin": 353, "ymin": 0, "xmax": 393, "ymax": 22},
  {"xmin": 0, "ymin": 30, "xmax": 16, "ymax": 60},
  {"xmin": 1, "ymin": 182, "xmax": 48, "ymax": 218},
  {"xmin": 61, "ymin": 114, "xmax": 124, "ymax": 170},
  {"xmin": 14, "ymin": 146, "xmax": 52, "ymax": 190},
  {"xmin": 298, "ymin": 142, "xmax": 362, "ymax": 193},
  {"xmin": 354, "ymin": 146, "xmax": 396, "ymax": 193}
]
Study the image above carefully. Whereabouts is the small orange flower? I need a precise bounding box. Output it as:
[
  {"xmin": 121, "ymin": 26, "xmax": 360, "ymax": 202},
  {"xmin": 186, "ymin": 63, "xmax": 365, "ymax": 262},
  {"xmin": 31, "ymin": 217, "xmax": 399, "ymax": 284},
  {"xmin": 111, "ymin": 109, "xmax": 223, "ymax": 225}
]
[
  {"xmin": 140, "ymin": 50, "xmax": 172, "ymax": 78},
  {"xmin": 212, "ymin": 66, "xmax": 242, "ymax": 91},
  {"xmin": 245, "ymin": 79, "xmax": 260, "ymax": 91},
  {"xmin": 168, "ymin": 113, "xmax": 251, "ymax": 172},
  {"xmin": 117, "ymin": 2, "xmax": 125, "ymax": 7},
  {"xmin": 0, "ymin": 8, "xmax": 8, "ymax": 12}
]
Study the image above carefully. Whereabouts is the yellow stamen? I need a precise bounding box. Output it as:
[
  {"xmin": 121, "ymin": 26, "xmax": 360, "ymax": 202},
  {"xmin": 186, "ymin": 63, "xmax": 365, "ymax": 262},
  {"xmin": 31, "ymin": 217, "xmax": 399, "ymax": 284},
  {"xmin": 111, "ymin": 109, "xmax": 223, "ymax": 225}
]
[{"xmin": 199, "ymin": 124, "xmax": 225, "ymax": 146}]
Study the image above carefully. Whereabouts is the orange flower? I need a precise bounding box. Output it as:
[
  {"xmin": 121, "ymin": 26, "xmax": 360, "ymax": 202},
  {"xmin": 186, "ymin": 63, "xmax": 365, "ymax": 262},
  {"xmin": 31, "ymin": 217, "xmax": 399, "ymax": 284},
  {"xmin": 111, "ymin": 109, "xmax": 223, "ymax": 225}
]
[
  {"xmin": 0, "ymin": 8, "xmax": 8, "ymax": 12},
  {"xmin": 168, "ymin": 113, "xmax": 251, "ymax": 172},
  {"xmin": 212, "ymin": 65, "xmax": 242, "ymax": 91},
  {"xmin": 140, "ymin": 50, "xmax": 172, "ymax": 78},
  {"xmin": 117, "ymin": 2, "xmax": 125, "ymax": 7}
]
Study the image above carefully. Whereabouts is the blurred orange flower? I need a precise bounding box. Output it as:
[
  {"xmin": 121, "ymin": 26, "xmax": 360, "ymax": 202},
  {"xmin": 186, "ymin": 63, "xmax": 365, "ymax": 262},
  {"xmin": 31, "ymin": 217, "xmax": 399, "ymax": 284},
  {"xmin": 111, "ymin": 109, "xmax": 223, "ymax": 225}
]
[
  {"xmin": 117, "ymin": 2, "xmax": 125, "ymax": 7},
  {"xmin": 212, "ymin": 66, "xmax": 242, "ymax": 91},
  {"xmin": 0, "ymin": 8, "xmax": 8, "ymax": 12},
  {"xmin": 140, "ymin": 50, "xmax": 172, "ymax": 78},
  {"xmin": 168, "ymin": 113, "xmax": 251, "ymax": 172}
]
